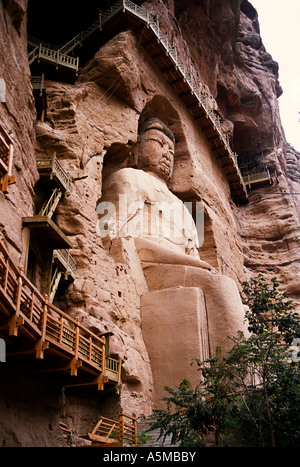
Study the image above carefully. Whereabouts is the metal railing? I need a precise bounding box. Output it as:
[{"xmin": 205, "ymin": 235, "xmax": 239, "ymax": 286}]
[
  {"xmin": 98, "ymin": 0, "xmax": 247, "ymax": 198},
  {"xmin": 29, "ymin": 43, "xmax": 79, "ymax": 72},
  {"xmin": 27, "ymin": 0, "xmax": 247, "ymax": 199},
  {"xmin": 243, "ymin": 168, "xmax": 272, "ymax": 186}
]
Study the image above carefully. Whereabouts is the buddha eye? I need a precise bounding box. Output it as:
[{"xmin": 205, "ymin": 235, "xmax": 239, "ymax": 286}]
[{"xmin": 145, "ymin": 137, "xmax": 164, "ymax": 146}]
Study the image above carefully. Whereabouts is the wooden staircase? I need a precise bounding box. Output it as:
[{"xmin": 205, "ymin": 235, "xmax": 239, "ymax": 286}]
[
  {"xmin": 39, "ymin": 187, "xmax": 63, "ymax": 218},
  {"xmin": 48, "ymin": 249, "xmax": 77, "ymax": 304},
  {"xmin": 60, "ymin": 409, "xmax": 137, "ymax": 446},
  {"xmin": 23, "ymin": 154, "xmax": 73, "ymax": 251}
]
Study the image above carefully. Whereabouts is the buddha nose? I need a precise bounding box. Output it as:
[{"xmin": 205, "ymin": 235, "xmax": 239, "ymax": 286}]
[{"xmin": 163, "ymin": 144, "xmax": 171, "ymax": 158}]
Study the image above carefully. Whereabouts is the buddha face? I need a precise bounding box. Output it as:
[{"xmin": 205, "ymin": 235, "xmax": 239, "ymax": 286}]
[{"xmin": 134, "ymin": 127, "xmax": 175, "ymax": 182}]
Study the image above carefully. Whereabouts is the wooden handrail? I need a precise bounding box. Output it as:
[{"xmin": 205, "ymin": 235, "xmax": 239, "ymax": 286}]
[
  {"xmin": 0, "ymin": 240, "xmax": 106, "ymax": 373},
  {"xmin": 87, "ymin": 409, "xmax": 137, "ymax": 446}
]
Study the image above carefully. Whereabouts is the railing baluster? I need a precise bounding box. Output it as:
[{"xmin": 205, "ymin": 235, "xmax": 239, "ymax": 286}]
[
  {"xmin": 36, "ymin": 294, "xmax": 48, "ymax": 359},
  {"xmin": 29, "ymin": 290, "xmax": 34, "ymax": 321},
  {"xmin": 59, "ymin": 316, "xmax": 64, "ymax": 343},
  {"xmin": 119, "ymin": 408, "xmax": 124, "ymax": 446},
  {"xmin": 70, "ymin": 318, "xmax": 80, "ymax": 375}
]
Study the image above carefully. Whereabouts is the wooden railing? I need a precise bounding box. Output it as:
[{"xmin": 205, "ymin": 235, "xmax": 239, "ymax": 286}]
[
  {"xmin": 58, "ymin": 18, "xmax": 101, "ymax": 55},
  {"xmin": 105, "ymin": 356, "xmax": 121, "ymax": 384},
  {"xmin": 0, "ymin": 240, "xmax": 106, "ymax": 379},
  {"xmin": 86, "ymin": 409, "xmax": 137, "ymax": 446}
]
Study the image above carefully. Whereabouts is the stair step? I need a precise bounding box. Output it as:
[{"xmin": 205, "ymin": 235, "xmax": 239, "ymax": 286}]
[{"xmin": 137, "ymin": 417, "xmax": 180, "ymax": 447}]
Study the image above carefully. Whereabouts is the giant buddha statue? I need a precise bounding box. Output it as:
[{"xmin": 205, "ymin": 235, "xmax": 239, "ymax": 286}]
[
  {"xmin": 98, "ymin": 118, "xmax": 247, "ymax": 408},
  {"xmin": 98, "ymin": 118, "xmax": 201, "ymax": 258}
]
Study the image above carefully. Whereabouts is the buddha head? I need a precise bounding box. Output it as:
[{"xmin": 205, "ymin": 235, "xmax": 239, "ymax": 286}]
[{"xmin": 131, "ymin": 118, "xmax": 175, "ymax": 182}]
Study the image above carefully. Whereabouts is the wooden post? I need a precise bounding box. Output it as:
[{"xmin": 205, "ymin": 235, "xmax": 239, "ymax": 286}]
[
  {"xmin": 117, "ymin": 356, "xmax": 122, "ymax": 388},
  {"xmin": 29, "ymin": 290, "xmax": 34, "ymax": 321},
  {"xmin": 74, "ymin": 318, "xmax": 79, "ymax": 360},
  {"xmin": 38, "ymin": 42, "xmax": 42, "ymax": 63},
  {"xmin": 97, "ymin": 374, "xmax": 104, "ymax": 391},
  {"xmin": 1, "ymin": 173, "xmax": 9, "ymax": 193},
  {"xmin": 70, "ymin": 318, "xmax": 80, "ymax": 376},
  {"xmin": 59, "ymin": 316, "xmax": 63, "ymax": 343},
  {"xmin": 56, "ymin": 50, "xmax": 59, "ymax": 69},
  {"xmin": 9, "ymin": 266, "xmax": 23, "ymax": 336},
  {"xmin": 119, "ymin": 408, "xmax": 124, "ymax": 446},
  {"xmin": 36, "ymin": 294, "xmax": 49, "ymax": 359},
  {"xmin": 132, "ymin": 412, "xmax": 137, "ymax": 446},
  {"xmin": 101, "ymin": 337, "xmax": 105, "ymax": 377}
]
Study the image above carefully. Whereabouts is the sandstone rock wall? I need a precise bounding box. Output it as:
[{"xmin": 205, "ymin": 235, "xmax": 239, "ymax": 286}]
[{"xmin": 0, "ymin": 0, "xmax": 37, "ymax": 261}]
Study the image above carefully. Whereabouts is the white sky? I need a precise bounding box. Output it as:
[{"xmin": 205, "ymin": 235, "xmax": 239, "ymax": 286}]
[{"xmin": 250, "ymin": 0, "xmax": 300, "ymax": 151}]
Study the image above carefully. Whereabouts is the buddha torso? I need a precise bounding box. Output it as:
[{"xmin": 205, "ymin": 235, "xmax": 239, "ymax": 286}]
[{"xmin": 100, "ymin": 167, "xmax": 199, "ymax": 256}]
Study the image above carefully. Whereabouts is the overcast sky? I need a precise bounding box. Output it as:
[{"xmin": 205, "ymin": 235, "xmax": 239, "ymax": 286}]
[{"xmin": 250, "ymin": 0, "xmax": 300, "ymax": 151}]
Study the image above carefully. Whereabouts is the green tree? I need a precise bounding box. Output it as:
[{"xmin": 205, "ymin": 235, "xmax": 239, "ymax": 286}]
[{"xmin": 150, "ymin": 275, "xmax": 300, "ymax": 447}]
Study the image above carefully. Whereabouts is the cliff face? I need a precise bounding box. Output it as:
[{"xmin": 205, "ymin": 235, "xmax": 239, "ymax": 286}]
[
  {"xmin": 0, "ymin": 0, "xmax": 37, "ymax": 258},
  {"xmin": 172, "ymin": 0, "xmax": 300, "ymax": 300},
  {"xmin": 0, "ymin": 0, "xmax": 299, "ymax": 446}
]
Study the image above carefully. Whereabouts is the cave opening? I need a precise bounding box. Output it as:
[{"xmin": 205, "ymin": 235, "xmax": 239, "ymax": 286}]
[{"xmin": 27, "ymin": 0, "xmax": 103, "ymax": 44}]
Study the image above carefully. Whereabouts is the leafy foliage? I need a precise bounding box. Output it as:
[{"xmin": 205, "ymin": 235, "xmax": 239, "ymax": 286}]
[{"xmin": 150, "ymin": 275, "xmax": 300, "ymax": 447}]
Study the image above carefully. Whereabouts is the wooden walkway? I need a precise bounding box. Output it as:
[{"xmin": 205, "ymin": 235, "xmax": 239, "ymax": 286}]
[
  {"xmin": 29, "ymin": 43, "xmax": 79, "ymax": 73},
  {"xmin": 0, "ymin": 240, "xmax": 121, "ymax": 390}
]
